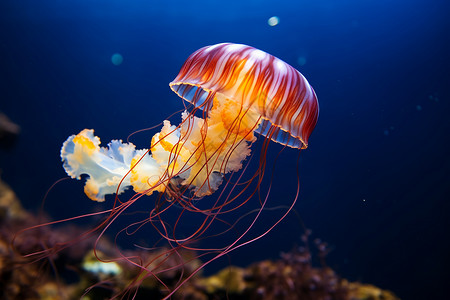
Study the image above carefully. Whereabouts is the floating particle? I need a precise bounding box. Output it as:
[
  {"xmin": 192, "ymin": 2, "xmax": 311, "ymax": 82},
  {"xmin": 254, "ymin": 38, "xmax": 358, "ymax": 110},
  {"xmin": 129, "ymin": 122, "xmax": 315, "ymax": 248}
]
[
  {"xmin": 111, "ymin": 53, "xmax": 123, "ymax": 66},
  {"xmin": 297, "ymin": 56, "xmax": 307, "ymax": 66},
  {"xmin": 428, "ymin": 94, "xmax": 439, "ymax": 102},
  {"xmin": 416, "ymin": 105, "xmax": 422, "ymax": 111},
  {"xmin": 268, "ymin": 16, "xmax": 279, "ymax": 26}
]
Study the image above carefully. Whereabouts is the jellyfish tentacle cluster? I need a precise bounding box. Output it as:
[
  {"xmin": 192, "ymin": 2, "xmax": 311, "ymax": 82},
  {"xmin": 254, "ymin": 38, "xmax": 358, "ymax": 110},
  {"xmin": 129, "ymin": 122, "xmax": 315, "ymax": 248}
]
[{"xmin": 61, "ymin": 92, "xmax": 261, "ymax": 202}]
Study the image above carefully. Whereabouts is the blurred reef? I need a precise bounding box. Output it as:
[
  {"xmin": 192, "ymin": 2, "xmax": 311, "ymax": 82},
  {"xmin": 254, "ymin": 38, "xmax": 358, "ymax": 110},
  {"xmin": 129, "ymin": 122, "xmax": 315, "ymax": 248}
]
[
  {"xmin": 0, "ymin": 176, "xmax": 399, "ymax": 300},
  {"xmin": 0, "ymin": 112, "xmax": 20, "ymax": 150}
]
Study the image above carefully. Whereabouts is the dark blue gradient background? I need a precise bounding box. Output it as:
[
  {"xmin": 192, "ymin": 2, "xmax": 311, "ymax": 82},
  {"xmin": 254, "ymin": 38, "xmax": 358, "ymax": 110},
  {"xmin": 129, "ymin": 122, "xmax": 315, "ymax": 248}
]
[{"xmin": 1, "ymin": 1, "xmax": 449, "ymax": 299}]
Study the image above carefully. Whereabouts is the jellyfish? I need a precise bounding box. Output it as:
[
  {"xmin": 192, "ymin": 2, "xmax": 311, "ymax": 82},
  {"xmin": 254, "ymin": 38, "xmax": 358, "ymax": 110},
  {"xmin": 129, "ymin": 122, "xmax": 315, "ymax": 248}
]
[
  {"xmin": 41, "ymin": 43, "xmax": 319, "ymax": 298},
  {"xmin": 62, "ymin": 43, "xmax": 318, "ymax": 200}
]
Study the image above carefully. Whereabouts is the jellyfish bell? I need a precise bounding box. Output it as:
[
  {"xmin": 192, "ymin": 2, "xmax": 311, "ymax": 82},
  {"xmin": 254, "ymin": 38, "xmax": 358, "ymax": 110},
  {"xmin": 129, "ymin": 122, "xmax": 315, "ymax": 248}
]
[
  {"xmin": 170, "ymin": 42, "xmax": 319, "ymax": 149},
  {"xmin": 17, "ymin": 43, "xmax": 319, "ymax": 299}
]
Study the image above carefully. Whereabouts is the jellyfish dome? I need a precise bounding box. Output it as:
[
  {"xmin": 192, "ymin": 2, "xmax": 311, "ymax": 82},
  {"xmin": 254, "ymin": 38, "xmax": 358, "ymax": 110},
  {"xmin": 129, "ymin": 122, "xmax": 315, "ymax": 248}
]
[{"xmin": 170, "ymin": 43, "xmax": 319, "ymax": 148}]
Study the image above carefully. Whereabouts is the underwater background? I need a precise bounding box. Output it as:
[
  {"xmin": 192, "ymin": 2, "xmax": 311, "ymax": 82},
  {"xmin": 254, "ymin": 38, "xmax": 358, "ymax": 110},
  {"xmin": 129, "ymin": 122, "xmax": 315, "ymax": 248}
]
[{"xmin": 0, "ymin": 0, "xmax": 449, "ymax": 299}]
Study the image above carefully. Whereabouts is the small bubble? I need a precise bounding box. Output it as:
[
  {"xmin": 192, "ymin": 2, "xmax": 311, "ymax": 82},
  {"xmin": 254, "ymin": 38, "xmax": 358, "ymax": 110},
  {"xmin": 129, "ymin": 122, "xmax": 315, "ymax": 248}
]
[
  {"xmin": 429, "ymin": 95, "xmax": 439, "ymax": 102},
  {"xmin": 268, "ymin": 16, "xmax": 279, "ymax": 26},
  {"xmin": 297, "ymin": 56, "xmax": 307, "ymax": 66},
  {"xmin": 111, "ymin": 53, "xmax": 123, "ymax": 66}
]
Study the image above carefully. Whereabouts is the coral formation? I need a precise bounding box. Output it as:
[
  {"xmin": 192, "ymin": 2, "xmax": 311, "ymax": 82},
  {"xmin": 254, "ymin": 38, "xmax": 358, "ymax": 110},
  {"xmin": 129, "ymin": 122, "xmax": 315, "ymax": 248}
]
[
  {"xmin": 0, "ymin": 112, "xmax": 20, "ymax": 149},
  {"xmin": 1, "ymin": 176, "xmax": 399, "ymax": 299},
  {"xmin": 0, "ymin": 177, "xmax": 64, "ymax": 299},
  {"xmin": 194, "ymin": 239, "xmax": 399, "ymax": 300}
]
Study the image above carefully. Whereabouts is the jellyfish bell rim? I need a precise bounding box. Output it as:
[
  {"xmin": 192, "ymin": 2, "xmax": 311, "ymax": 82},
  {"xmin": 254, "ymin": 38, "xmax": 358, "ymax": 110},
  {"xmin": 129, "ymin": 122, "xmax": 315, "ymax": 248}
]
[
  {"xmin": 169, "ymin": 81, "xmax": 308, "ymax": 149},
  {"xmin": 169, "ymin": 42, "xmax": 319, "ymax": 150}
]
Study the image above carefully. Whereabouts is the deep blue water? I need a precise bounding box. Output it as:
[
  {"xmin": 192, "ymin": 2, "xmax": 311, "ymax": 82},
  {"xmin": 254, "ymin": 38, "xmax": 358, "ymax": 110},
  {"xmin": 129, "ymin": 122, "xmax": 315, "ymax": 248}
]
[{"xmin": 1, "ymin": 0, "xmax": 449, "ymax": 299}]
